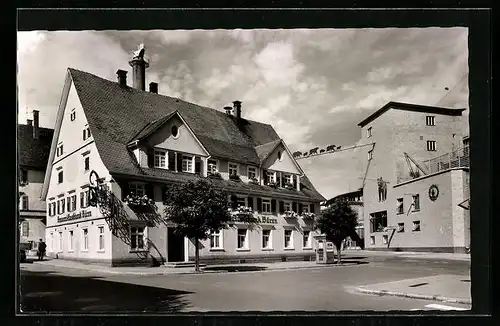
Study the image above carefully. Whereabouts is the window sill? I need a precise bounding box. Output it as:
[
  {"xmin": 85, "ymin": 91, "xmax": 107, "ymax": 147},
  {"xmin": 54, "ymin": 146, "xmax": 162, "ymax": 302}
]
[
  {"xmin": 412, "ymin": 230, "xmax": 421, "ymax": 232},
  {"xmin": 284, "ymin": 247, "xmax": 295, "ymax": 251},
  {"xmin": 96, "ymin": 250, "xmax": 105, "ymax": 253},
  {"xmin": 68, "ymin": 250, "xmax": 74, "ymax": 253},
  {"xmin": 236, "ymin": 248, "xmax": 250, "ymax": 252},
  {"xmin": 396, "ymin": 212, "xmax": 404, "ymax": 215},
  {"xmin": 81, "ymin": 249, "xmax": 89, "ymax": 252},
  {"xmin": 209, "ymin": 248, "xmax": 225, "ymax": 252},
  {"xmin": 261, "ymin": 248, "xmax": 274, "ymax": 251},
  {"xmin": 302, "ymin": 247, "xmax": 313, "ymax": 250},
  {"xmin": 412, "ymin": 209, "xmax": 420, "ymax": 212}
]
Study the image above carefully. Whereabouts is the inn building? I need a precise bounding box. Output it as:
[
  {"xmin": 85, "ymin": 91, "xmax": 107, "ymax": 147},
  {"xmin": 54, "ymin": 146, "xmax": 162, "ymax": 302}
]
[
  {"xmin": 18, "ymin": 111, "xmax": 54, "ymax": 252},
  {"xmin": 41, "ymin": 45, "xmax": 325, "ymax": 266},
  {"xmin": 357, "ymin": 102, "xmax": 470, "ymax": 253}
]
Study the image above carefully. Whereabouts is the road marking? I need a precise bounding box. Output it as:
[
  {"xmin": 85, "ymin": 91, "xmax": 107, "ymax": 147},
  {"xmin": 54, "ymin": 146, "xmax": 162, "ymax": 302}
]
[{"xmin": 424, "ymin": 304, "xmax": 469, "ymax": 311}]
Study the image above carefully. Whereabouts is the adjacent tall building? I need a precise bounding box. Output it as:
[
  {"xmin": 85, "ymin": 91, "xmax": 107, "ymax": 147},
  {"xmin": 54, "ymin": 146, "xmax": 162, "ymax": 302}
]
[
  {"xmin": 18, "ymin": 110, "xmax": 54, "ymax": 251},
  {"xmin": 41, "ymin": 45, "xmax": 325, "ymax": 266},
  {"xmin": 357, "ymin": 102, "xmax": 470, "ymax": 253}
]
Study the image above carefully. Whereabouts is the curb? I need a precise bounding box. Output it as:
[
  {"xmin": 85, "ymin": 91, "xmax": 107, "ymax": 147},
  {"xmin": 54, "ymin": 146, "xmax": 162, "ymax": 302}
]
[
  {"xmin": 26, "ymin": 261, "xmax": 362, "ymax": 276},
  {"xmin": 354, "ymin": 287, "xmax": 472, "ymax": 305}
]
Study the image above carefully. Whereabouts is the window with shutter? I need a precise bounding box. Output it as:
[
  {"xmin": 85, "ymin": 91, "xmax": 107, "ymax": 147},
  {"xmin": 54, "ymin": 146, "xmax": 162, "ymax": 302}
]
[
  {"xmin": 147, "ymin": 151, "xmax": 154, "ymax": 168},
  {"xmin": 230, "ymin": 195, "xmax": 238, "ymax": 209},
  {"xmin": 146, "ymin": 184, "xmax": 154, "ymax": 200},
  {"xmin": 310, "ymin": 203, "xmax": 315, "ymax": 213},
  {"xmin": 279, "ymin": 201, "xmax": 284, "ymax": 214},
  {"xmin": 298, "ymin": 203, "xmax": 303, "ymax": 213},
  {"xmin": 121, "ymin": 182, "xmax": 130, "ymax": 200},
  {"xmin": 247, "ymin": 197, "xmax": 254, "ymax": 210},
  {"xmin": 292, "ymin": 202, "xmax": 297, "ymax": 213},
  {"xmin": 256, "ymin": 198, "xmax": 262, "ymax": 212},
  {"xmin": 271, "ymin": 199, "xmax": 276, "ymax": 213},
  {"xmin": 177, "ymin": 154, "xmax": 183, "ymax": 172}
]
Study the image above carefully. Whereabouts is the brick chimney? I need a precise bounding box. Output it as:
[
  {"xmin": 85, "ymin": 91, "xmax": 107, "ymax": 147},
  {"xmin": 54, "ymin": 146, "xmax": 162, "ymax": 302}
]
[
  {"xmin": 116, "ymin": 69, "xmax": 128, "ymax": 86},
  {"xmin": 224, "ymin": 106, "xmax": 233, "ymax": 115},
  {"xmin": 33, "ymin": 110, "xmax": 40, "ymax": 140},
  {"xmin": 149, "ymin": 82, "xmax": 158, "ymax": 94},
  {"xmin": 27, "ymin": 119, "xmax": 33, "ymax": 126},
  {"xmin": 233, "ymin": 101, "xmax": 242, "ymax": 120},
  {"xmin": 129, "ymin": 43, "xmax": 149, "ymax": 91}
]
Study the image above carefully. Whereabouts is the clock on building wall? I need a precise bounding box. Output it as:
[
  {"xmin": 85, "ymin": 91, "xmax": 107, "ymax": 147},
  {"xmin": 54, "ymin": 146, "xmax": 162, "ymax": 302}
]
[{"xmin": 429, "ymin": 184, "xmax": 439, "ymax": 201}]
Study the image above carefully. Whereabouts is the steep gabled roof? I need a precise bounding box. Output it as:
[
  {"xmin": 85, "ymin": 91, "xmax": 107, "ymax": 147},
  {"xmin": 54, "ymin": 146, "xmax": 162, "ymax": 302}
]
[
  {"xmin": 358, "ymin": 101, "xmax": 466, "ymax": 127},
  {"xmin": 66, "ymin": 68, "xmax": 324, "ymax": 201},
  {"xmin": 18, "ymin": 124, "xmax": 54, "ymax": 170}
]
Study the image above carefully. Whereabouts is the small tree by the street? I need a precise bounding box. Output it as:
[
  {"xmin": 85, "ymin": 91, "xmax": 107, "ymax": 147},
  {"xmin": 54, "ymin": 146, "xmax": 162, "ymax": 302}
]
[
  {"xmin": 163, "ymin": 179, "xmax": 258, "ymax": 272},
  {"xmin": 314, "ymin": 198, "xmax": 363, "ymax": 264}
]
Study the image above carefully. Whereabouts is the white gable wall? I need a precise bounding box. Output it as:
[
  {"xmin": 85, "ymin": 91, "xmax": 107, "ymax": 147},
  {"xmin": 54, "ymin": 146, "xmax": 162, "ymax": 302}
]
[
  {"xmin": 262, "ymin": 143, "xmax": 301, "ymax": 175},
  {"xmin": 147, "ymin": 115, "xmax": 207, "ymax": 156}
]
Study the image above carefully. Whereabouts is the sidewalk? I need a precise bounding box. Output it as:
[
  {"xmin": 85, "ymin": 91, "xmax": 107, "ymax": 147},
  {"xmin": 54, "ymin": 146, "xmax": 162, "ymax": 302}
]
[
  {"xmin": 344, "ymin": 249, "xmax": 470, "ymax": 261},
  {"xmin": 23, "ymin": 258, "xmax": 352, "ymax": 276},
  {"xmin": 353, "ymin": 274, "xmax": 471, "ymax": 305}
]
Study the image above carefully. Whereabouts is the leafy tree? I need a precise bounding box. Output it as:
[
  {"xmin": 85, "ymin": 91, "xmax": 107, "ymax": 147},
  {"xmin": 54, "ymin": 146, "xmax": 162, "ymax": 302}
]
[
  {"xmin": 163, "ymin": 179, "xmax": 257, "ymax": 272},
  {"xmin": 314, "ymin": 198, "xmax": 363, "ymax": 264}
]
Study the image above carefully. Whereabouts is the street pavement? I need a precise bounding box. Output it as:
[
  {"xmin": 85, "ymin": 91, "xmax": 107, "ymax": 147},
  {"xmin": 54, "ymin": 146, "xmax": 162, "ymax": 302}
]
[{"xmin": 19, "ymin": 254, "xmax": 471, "ymax": 313}]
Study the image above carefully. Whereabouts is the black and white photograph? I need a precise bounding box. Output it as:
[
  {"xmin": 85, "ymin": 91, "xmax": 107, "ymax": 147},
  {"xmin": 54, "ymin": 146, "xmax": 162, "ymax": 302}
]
[{"xmin": 17, "ymin": 11, "xmax": 485, "ymax": 315}]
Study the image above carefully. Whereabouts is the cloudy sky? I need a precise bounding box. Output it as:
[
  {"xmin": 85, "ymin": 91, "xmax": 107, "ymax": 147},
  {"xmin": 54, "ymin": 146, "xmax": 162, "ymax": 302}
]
[{"xmin": 17, "ymin": 28, "xmax": 469, "ymax": 199}]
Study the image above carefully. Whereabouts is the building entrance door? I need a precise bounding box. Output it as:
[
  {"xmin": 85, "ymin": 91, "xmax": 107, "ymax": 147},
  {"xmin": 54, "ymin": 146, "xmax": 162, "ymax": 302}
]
[{"xmin": 167, "ymin": 228, "xmax": 185, "ymax": 262}]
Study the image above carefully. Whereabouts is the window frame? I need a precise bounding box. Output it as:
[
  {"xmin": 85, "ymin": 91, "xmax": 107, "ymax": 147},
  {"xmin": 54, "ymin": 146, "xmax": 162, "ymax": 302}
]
[
  {"xmin": 20, "ymin": 195, "xmax": 29, "ymax": 210},
  {"xmin": 58, "ymin": 171, "xmax": 64, "ymax": 184},
  {"xmin": 370, "ymin": 236, "xmax": 375, "ymax": 245},
  {"xmin": 210, "ymin": 229, "xmax": 223, "ymax": 250},
  {"xmin": 370, "ymin": 211, "xmax": 388, "ymax": 233},
  {"xmin": 302, "ymin": 230, "xmax": 312, "ymax": 248},
  {"xmin": 228, "ymin": 162, "xmax": 239, "ymax": 176},
  {"xmin": 397, "ymin": 222, "xmax": 405, "ymax": 233},
  {"xmin": 368, "ymin": 150, "xmax": 373, "ymax": 160},
  {"xmin": 181, "ymin": 154, "xmax": 194, "ymax": 173},
  {"xmin": 262, "ymin": 229, "xmax": 272, "ymax": 249},
  {"xmin": 426, "ymin": 140, "xmax": 437, "ymax": 151},
  {"xmin": 237, "ymin": 228, "xmax": 249, "ymax": 250},
  {"xmin": 412, "ymin": 220, "xmax": 421, "ymax": 232},
  {"xmin": 412, "ymin": 194, "xmax": 420, "ymax": 211},
  {"xmin": 130, "ymin": 226, "xmax": 146, "ymax": 251},
  {"xmin": 68, "ymin": 230, "xmax": 74, "ymax": 252},
  {"xmin": 82, "ymin": 228, "xmax": 89, "ymax": 251},
  {"xmin": 84, "ymin": 157, "xmax": 90, "ymax": 172},
  {"xmin": 284, "ymin": 229, "xmax": 294, "ymax": 249},
  {"xmin": 56, "ymin": 143, "xmax": 64, "ymax": 157},
  {"xmin": 207, "ymin": 159, "xmax": 218, "ymax": 174},
  {"xmin": 302, "ymin": 204, "xmax": 310, "ymax": 214},
  {"xmin": 21, "ymin": 221, "xmax": 29, "ymax": 237},
  {"xmin": 283, "ymin": 201, "xmax": 292, "ymax": 212},
  {"xmin": 129, "ymin": 182, "xmax": 146, "ymax": 197},
  {"xmin": 247, "ymin": 166, "xmax": 257, "ymax": 180},
  {"xmin": 426, "ymin": 116, "xmax": 435, "ymax": 126},
  {"xmin": 261, "ymin": 198, "xmax": 271, "ymax": 214},
  {"xmin": 396, "ymin": 198, "xmax": 404, "ymax": 215},
  {"xmin": 58, "ymin": 231, "xmax": 63, "ymax": 252},
  {"xmin": 70, "ymin": 110, "xmax": 76, "ymax": 121},
  {"xmin": 367, "ymin": 127, "xmax": 372, "ymax": 138},
  {"xmin": 97, "ymin": 226, "xmax": 105, "ymax": 252},
  {"xmin": 154, "ymin": 150, "xmax": 168, "ymax": 169},
  {"xmin": 83, "ymin": 125, "xmax": 91, "ymax": 140}
]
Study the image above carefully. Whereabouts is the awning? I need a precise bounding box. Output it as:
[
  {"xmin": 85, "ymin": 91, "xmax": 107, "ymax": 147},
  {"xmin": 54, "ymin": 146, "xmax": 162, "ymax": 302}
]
[{"xmin": 458, "ymin": 198, "xmax": 470, "ymax": 210}]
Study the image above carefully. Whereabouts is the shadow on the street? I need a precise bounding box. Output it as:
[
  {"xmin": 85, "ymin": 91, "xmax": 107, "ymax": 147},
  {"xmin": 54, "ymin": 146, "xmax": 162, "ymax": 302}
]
[
  {"xmin": 19, "ymin": 269, "xmax": 193, "ymax": 313},
  {"xmin": 203, "ymin": 266, "xmax": 268, "ymax": 272}
]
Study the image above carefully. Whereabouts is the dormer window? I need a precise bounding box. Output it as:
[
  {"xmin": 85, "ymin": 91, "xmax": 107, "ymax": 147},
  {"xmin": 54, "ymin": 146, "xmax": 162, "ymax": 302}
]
[
  {"xmin": 154, "ymin": 150, "xmax": 167, "ymax": 169},
  {"xmin": 228, "ymin": 163, "xmax": 239, "ymax": 176},
  {"xmin": 83, "ymin": 125, "xmax": 91, "ymax": 140},
  {"xmin": 283, "ymin": 174, "xmax": 292, "ymax": 185},
  {"xmin": 265, "ymin": 170, "xmax": 275, "ymax": 184},
  {"xmin": 56, "ymin": 143, "xmax": 64, "ymax": 157},
  {"xmin": 247, "ymin": 166, "xmax": 257, "ymax": 180},
  {"xmin": 181, "ymin": 155, "xmax": 193, "ymax": 173},
  {"xmin": 207, "ymin": 159, "xmax": 218, "ymax": 174}
]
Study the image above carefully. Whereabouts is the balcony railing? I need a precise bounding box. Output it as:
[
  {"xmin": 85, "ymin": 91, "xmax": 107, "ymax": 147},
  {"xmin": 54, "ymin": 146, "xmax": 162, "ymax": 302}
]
[{"xmin": 423, "ymin": 146, "xmax": 470, "ymax": 175}]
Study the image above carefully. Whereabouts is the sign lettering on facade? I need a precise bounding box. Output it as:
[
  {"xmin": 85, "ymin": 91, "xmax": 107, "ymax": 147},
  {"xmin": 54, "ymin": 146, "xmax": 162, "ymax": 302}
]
[
  {"xmin": 57, "ymin": 210, "xmax": 92, "ymax": 223},
  {"xmin": 257, "ymin": 216, "xmax": 278, "ymax": 224}
]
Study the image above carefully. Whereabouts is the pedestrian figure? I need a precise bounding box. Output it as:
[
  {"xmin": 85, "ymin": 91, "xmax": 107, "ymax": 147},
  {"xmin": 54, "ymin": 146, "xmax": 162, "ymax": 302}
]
[
  {"xmin": 377, "ymin": 177, "xmax": 387, "ymax": 201},
  {"xmin": 37, "ymin": 238, "xmax": 46, "ymax": 261}
]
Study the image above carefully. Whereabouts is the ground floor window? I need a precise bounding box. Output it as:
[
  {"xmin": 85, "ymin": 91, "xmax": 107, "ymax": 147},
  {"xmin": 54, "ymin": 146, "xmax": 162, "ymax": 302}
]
[
  {"xmin": 262, "ymin": 229, "xmax": 272, "ymax": 249},
  {"xmin": 50, "ymin": 232, "xmax": 54, "ymax": 252},
  {"xmin": 210, "ymin": 230, "xmax": 223, "ymax": 249},
  {"xmin": 303, "ymin": 231, "xmax": 311, "ymax": 248},
  {"xmin": 69, "ymin": 230, "xmax": 74, "ymax": 251},
  {"xmin": 382, "ymin": 234, "xmax": 388, "ymax": 244},
  {"xmin": 130, "ymin": 227, "xmax": 145, "ymax": 250},
  {"xmin": 82, "ymin": 228, "xmax": 89, "ymax": 250},
  {"xmin": 129, "ymin": 183, "xmax": 146, "ymax": 197},
  {"xmin": 370, "ymin": 236, "xmax": 375, "ymax": 245},
  {"xmin": 284, "ymin": 230, "xmax": 293, "ymax": 249},
  {"xmin": 58, "ymin": 232, "xmax": 63, "ymax": 252},
  {"xmin": 98, "ymin": 226, "xmax": 105, "ymax": 251},
  {"xmin": 412, "ymin": 221, "xmax": 421, "ymax": 232},
  {"xmin": 370, "ymin": 211, "xmax": 387, "ymax": 233},
  {"xmin": 21, "ymin": 221, "xmax": 29, "ymax": 237},
  {"xmin": 237, "ymin": 229, "xmax": 248, "ymax": 249}
]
